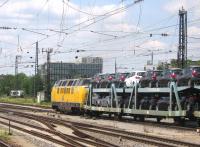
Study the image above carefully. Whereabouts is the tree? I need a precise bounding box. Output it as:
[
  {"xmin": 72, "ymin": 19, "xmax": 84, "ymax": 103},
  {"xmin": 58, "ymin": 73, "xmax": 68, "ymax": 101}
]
[{"xmin": 0, "ymin": 73, "xmax": 44, "ymax": 97}]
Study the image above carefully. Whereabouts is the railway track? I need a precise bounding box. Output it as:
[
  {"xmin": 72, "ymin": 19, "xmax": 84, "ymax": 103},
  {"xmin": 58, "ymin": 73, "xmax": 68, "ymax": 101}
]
[
  {"xmin": 0, "ymin": 139, "xmax": 11, "ymax": 147},
  {"xmin": 0, "ymin": 110, "xmax": 117, "ymax": 147},
  {"xmin": 0, "ymin": 103, "xmax": 53, "ymax": 113},
  {"xmin": 0, "ymin": 102, "xmax": 197, "ymax": 132},
  {"xmin": 0, "ymin": 107, "xmax": 199, "ymax": 147},
  {"xmin": 0, "ymin": 102, "xmax": 50, "ymax": 109}
]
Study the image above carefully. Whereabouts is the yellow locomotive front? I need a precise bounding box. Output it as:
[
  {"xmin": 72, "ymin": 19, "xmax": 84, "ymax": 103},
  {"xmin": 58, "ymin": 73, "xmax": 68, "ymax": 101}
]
[{"xmin": 51, "ymin": 78, "xmax": 90, "ymax": 113}]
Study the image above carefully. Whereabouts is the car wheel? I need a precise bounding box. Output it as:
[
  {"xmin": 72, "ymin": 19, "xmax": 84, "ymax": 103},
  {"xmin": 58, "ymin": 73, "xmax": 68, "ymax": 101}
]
[
  {"xmin": 156, "ymin": 105, "xmax": 159, "ymax": 111},
  {"xmin": 139, "ymin": 104, "xmax": 142, "ymax": 110},
  {"xmin": 149, "ymin": 82, "xmax": 152, "ymax": 88},
  {"xmin": 156, "ymin": 81, "xmax": 160, "ymax": 87},
  {"xmin": 167, "ymin": 105, "xmax": 170, "ymax": 111},
  {"xmin": 174, "ymin": 105, "xmax": 178, "ymax": 111},
  {"xmin": 167, "ymin": 82, "xmax": 171, "ymax": 87},
  {"xmin": 195, "ymin": 103, "xmax": 199, "ymax": 111},
  {"xmin": 188, "ymin": 79, "xmax": 192, "ymax": 87}
]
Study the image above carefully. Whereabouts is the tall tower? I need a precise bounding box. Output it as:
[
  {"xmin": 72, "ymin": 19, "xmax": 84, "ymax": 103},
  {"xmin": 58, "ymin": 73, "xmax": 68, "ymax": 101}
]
[{"xmin": 177, "ymin": 8, "xmax": 187, "ymax": 68}]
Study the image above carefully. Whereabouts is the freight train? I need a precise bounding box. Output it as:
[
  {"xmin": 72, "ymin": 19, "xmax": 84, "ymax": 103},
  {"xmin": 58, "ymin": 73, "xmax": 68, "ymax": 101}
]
[{"xmin": 51, "ymin": 67, "xmax": 200, "ymax": 125}]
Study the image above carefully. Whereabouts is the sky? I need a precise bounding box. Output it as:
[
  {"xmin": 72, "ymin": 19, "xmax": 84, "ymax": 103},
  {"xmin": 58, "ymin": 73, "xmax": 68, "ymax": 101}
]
[{"xmin": 0, "ymin": 0, "xmax": 200, "ymax": 75}]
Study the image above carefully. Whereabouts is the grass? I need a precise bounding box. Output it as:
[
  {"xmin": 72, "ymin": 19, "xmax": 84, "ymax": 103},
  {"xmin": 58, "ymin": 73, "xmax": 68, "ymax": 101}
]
[
  {"xmin": 0, "ymin": 97, "xmax": 51, "ymax": 108},
  {"xmin": 0, "ymin": 129, "xmax": 10, "ymax": 141}
]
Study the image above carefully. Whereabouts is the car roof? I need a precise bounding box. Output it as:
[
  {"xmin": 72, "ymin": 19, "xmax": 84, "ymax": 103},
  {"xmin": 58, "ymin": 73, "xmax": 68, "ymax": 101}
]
[
  {"xmin": 146, "ymin": 70, "xmax": 163, "ymax": 72},
  {"xmin": 188, "ymin": 65, "xmax": 200, "ymax": 68},
  {"xmin": 168, "ymin": 68, "xmax": 182, "ymax": 70},
  {"xmin": 132, "ymin": 71, "xmax": 146, "ymax": 72}
]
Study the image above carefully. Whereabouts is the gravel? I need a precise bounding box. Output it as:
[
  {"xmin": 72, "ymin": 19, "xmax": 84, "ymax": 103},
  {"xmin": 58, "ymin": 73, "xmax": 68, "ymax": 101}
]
[
  {"xmin": 0, "ymin": 124, "xmax": 59, "ymax": 147},
  {"xmin": 0, "ymin": 113, "xmax": 44, "ymax": 128},
  {"xmin": 82, "ymin": 130, "xmax": 153, "ymax": 147}
]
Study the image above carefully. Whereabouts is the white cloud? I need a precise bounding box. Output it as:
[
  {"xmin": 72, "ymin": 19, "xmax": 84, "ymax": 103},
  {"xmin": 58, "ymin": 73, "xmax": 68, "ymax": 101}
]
[
  {"xmin": 164, "ymin": 0, "xmax": 200, "ymax": 18},
  {"xmin": 164, "ymin": 0, "xmax": 187, "ymax": 14},
  {"xmin": 104, "ymin": 23, "xmax": 138, "ymax": 32},
  {"xmin": 140, "ymin": 40, "xmax": 166, "ymax": 49},
  {"xmin": 188, "ymin": 26, "xmax": 200, "ymax": 36}
]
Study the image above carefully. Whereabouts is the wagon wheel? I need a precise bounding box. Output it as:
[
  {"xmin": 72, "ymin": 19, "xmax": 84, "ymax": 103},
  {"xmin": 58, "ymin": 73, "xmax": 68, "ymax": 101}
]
[
  {"xmin": 156, "ymin": 117, "xmax": 161, "ymax": 123},
  {"xmin": 138, "ymin": 116, "xmax": 144, "ymax": 122}
]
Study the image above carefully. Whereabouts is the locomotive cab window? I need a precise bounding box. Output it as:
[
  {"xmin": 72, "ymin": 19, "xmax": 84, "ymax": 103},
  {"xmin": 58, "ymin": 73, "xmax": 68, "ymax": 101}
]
[
  {"xmin": 62, "ymin": 80, "xmax": 67, "ymax": 86},
  {"xmin": 72, "ymin": 79, "xmax": 79, "ymax": 86},
  {"xmin": 59, "ymin": 81, "xmax": 64, "ymax": 86},
  {"xmin": 82, "ymin": 79, "xmax": 90, "ymax": 86},
  {"xmin": 67, "ymin": 80, "xmax": 74, "ymax": 86}
]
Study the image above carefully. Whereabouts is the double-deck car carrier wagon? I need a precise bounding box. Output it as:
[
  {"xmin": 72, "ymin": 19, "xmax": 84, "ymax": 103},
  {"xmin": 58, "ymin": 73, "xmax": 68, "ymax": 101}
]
[{"xmin": 84, "ymin": 81, "xmax": 200, "ymax": 124}]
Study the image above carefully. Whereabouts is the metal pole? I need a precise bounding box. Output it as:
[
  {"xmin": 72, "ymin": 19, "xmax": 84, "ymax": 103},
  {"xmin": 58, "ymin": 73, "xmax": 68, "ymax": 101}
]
[
  {"xmin": 178, "ymin": 8, "xmax": 187, "ymax": 68},
  {"xmin": 36, "ymin": 41, "xmax": 39, "ymax": 74},
  {"xmin": 115, "ymin": 58, "xmax": 117, "ymax": 75},
  {"xmin": 34, "ymin": 41, "xmax": 39, "ymax": 98},
  {"xmin": 15, "ymin": 56, "xmax": 18, "ymax": 90},
  {"xmin": 15, "ymin": 55, "xmax": 21, "ymax": 90},
  {"xmin": 134, "ymin": 83, "xmax": 137, "ymax": 109},
  {"xmin": 46, "ymin": 49, "xmax": 52, "ymax": 102},
  {"xmin": 8, "ymin": 120, "xmax": 11, "ymax": 135}
]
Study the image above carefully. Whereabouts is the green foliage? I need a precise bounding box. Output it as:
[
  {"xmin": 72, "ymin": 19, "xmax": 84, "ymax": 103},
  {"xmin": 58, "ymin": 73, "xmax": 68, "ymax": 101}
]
[
  {"xmin": 170, "ymin": 59, "xmax": 200, "ymax": 68},
  {"xmin": 0, "ymin": 73, "xmax": 44, "ymax": 96},
  {"xmin": 170, "ymin": 59, "xmax": 178, "ymax": 68},
  {"xmin": 157, "ymin": 62, "xmax": 169, "ymax": 70}
]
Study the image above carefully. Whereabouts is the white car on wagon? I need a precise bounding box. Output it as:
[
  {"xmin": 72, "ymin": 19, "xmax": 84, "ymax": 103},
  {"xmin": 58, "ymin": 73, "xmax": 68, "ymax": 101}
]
[{"xmin": 125, "ymin": 71, "xmax": 146, "ymax": 87}]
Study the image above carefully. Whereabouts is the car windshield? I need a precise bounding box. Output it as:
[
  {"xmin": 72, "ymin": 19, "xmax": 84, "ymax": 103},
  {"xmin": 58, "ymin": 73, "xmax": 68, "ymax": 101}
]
[
  {"xmin": 154, "ymin": 71, "xmax": 163, "ymax": 76},
  {"xmin": 161, "ymin": 97, "xmax": 169, "ymax": 100},
  {"xmin": 123, "ymin": 73, "xmax": 130, "ymax": 77},
  {"xmin": 193, "ymin": 67, "xmax": 200, "ymax": 72},
  {"xmin": 127, "ymin": 72, "xmax": 135, "ymax": 77},
  {"xmin": 137, "ymin": 72, "xmax": 146, "ymax": 77},
  {"xmin": 99, "ymin": 74, "xmax": 106, "ymax": 79},
  {"xmin": 171, "ymin": 69, "xmax": 182, "ymax": 75}
]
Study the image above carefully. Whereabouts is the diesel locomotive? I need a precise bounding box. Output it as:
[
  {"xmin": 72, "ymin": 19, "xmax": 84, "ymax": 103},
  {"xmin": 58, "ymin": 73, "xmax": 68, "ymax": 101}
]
[{"xmin": 51, "ymin": 78, "xmax": 90, "ymax": 113}]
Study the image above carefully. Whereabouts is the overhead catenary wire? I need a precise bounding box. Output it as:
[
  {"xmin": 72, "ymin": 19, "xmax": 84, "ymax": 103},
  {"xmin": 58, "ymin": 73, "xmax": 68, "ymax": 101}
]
[
  {"xmin": 63, "ymin": 0, "xmax": 103, "ymax": 16},
  {"xmin": 1, "ymin": 0, "xmax": 200, "ymax": 75},
  {"xmin": 0, "ymin": 0, "xmax": 9, "ymax": 8}
]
